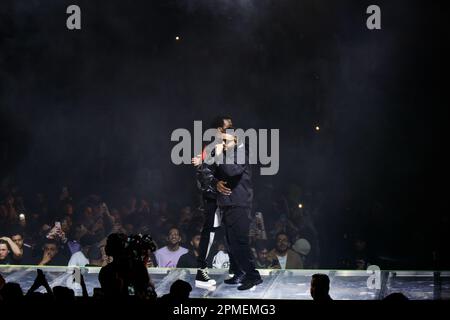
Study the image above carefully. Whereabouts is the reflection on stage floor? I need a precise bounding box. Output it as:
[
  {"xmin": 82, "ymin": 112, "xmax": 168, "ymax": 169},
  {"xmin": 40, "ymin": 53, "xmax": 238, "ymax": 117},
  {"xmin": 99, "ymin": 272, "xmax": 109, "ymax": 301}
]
[{"xmin": 1, "ymin": 266, "xmax": 448, "ymax": 300}]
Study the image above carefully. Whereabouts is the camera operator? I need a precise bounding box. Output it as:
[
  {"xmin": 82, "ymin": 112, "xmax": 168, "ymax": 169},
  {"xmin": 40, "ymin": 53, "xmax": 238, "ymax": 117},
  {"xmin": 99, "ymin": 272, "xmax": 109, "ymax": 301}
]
[{"xmin": 98, "ymin": 233, "xmax": 156, "ymax": 300}]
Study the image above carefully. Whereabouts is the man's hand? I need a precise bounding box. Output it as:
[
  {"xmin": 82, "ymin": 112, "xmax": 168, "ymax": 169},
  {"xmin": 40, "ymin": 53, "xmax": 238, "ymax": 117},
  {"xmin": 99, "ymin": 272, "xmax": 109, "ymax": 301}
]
[
  {"xmin": 36, "ymin": 269, "xmax": 47, "ymax": 284},
  {"xmin": 191, "ymin": 154, "xmax": 202, "ymax": 167},
  {"xmin": 79, "ymin": 272, "xmax": 89, "ymax": 298},
  {"xmin": 39, "ymin": 251, "xmax": 52, "ymax": 266},
  {"xmin": 59, "ymin": 230, "xmax": 67, "ymax": 243},
  {"xmin": 0, "ymin": 237, "xmax": 14, "ymax": 244},
  {"xmin": 46, "ymin": 226, "xmax": 59, "ymax": 239},
  {"xmin": 31, "ymin": 269, "xmax": 46, "ymax": 287},
  {"xmin": 217, "ymin": 180, "xmax": 232, "ymax": 196},
  {"xmin": 27, "ymin": 269, "xmax": 53, "ymax": 295},
  {"xmin": 1, "ymin": 236, "xmax": 23, "ymax": 258}
]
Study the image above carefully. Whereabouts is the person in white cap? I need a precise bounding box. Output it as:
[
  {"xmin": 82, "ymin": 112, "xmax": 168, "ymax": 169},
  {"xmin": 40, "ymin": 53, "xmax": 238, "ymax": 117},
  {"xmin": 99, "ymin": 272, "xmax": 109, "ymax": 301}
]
[{"xmin": 292, "ymin": 238, "xmax": 311, "ymax": 267}]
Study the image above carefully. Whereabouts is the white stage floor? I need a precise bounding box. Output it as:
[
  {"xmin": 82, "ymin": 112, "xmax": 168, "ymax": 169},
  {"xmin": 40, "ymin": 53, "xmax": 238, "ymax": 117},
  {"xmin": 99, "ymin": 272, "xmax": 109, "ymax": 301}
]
[{"xmin": 1, "ymin": 266, "xmax": 449, "ymax": 300}]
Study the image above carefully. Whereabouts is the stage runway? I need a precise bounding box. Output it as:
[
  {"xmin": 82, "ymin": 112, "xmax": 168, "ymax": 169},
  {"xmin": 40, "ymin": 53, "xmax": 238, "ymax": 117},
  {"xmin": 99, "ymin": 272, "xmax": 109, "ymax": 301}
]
[{"xmin": 1, "ymin": 266, "xmax": 449, "ymax": 300}]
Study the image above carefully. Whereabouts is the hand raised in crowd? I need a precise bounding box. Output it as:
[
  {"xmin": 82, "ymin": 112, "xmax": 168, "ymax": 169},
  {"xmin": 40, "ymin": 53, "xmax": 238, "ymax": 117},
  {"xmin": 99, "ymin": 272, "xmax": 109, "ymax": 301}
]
[
  {"xmin": 46, "ymin": 226, "xmax": 59, "ymax": 239},
  {"xmin": 46, "ymin": 225, "xmax": 66, "ymax": 242},
  {"xmin": 55, "ymin": 225, "xmax": 66, "ymax": 241},
  {"xmin": 35, "ymin": 269, "xmax": 47, "ymax": 284},
  {"xmin": 79, "ymin": 273, "xmax": 89, "ymax": 298},
  {"xmin": 27, "ymin": 269, "xmax": 52, "ymax": 295},
  {"xmin": 59, "ymin": 230, "xmax": 67, "ymax": 242}
]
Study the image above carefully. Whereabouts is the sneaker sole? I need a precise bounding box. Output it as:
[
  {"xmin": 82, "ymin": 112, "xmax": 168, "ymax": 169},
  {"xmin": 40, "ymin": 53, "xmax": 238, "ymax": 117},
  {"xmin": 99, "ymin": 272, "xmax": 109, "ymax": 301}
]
[
  {"xmin": 224, "ymin": 281, "xmax": 241, "ymax": 285},
  {"xmin": 237, "ymin": 279, "xmax": 263, "ymax": 291},
  {"xmin": 195, "ymin": 278, "xmax": 216, "ymax": 286},
  {"xmin": 237, "ymin": 285, "xmax": 256, "ymax": 291},
  {"xmin": 195, "ymin": 280, "xmax": 216, "ymax": 289}
]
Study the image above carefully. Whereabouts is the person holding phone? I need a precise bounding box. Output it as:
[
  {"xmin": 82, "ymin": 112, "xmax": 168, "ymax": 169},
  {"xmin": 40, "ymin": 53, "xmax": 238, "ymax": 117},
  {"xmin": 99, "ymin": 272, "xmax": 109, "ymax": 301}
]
[
  {"xmin": 46, "ymin": 221, "xmax": 63, "ymax": 239},
  {"xmin": 36, "ymin": 219, "xmax": 72, "ymax": 266}
]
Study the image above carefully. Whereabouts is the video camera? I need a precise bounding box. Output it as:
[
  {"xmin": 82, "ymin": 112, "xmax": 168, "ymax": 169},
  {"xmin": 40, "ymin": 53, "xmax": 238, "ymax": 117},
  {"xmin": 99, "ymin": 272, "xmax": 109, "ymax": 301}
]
[
  {"xmin": 126, "ymin": 234, "xmax": 157, "ymax": 256},
  {"xmin": 105, "ymin": 233, "xmax": 157, "ymax": 262}
]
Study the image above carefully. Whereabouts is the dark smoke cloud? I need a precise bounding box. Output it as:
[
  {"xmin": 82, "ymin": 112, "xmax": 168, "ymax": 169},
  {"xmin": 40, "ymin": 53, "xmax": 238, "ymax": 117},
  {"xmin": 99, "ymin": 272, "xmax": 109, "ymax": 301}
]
[{"xmin": 0, "ymin": 1, "xmax": 435, "ymax": 260}]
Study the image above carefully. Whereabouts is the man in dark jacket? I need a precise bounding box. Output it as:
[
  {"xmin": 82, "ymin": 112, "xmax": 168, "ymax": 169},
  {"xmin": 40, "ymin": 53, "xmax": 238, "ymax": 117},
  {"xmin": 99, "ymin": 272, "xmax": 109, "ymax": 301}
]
[
  {"xmin": 191, "ymin": 116, "xmax": 233, "ymax": 289},
  {"xmin": 215, "ymin": 130, "xmax": 262, "ymax": 291}
]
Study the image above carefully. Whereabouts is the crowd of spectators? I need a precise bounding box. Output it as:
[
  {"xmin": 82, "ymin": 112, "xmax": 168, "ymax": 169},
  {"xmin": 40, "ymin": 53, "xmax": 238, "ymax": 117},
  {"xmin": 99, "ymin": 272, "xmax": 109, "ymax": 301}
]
[
  {"xmin": 0, "ymin": 184, "xmax": 417, "ymax": 304},
  {"xmin": 0, "ymin": 184, "xmax": 336, "ymax": 271}
]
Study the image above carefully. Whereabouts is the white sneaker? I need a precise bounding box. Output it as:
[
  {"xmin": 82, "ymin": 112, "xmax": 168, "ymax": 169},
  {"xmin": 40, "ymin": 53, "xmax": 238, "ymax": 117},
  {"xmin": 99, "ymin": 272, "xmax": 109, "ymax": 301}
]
[{"xmin": 195, "ymin": 268, "xmax": 216, "ymax": 288}]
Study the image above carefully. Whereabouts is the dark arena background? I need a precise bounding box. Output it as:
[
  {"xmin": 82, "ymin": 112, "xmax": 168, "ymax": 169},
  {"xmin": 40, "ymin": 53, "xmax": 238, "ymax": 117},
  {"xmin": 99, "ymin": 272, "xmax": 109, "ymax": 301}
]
[{"xmin": 0, "ymin": 0, "xmax": 447, "ymax": 315}]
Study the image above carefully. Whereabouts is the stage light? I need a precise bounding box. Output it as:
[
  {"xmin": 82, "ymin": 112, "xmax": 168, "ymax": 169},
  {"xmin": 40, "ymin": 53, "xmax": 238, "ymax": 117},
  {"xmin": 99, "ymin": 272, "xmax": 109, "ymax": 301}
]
[
  {"xmin": 315, "ymin": 125, "xmax": 320, "ymax": 131},
  {"xmin": 19, "ymin": 213, "xmax": 26, "ymax": 220},
  {"xmin": 175, "ymin": 36, "xmax": 180, "ymax": 41},
  {"xmin": 298, "ymin": 203, "xmax": 303, "ymax": 209}
]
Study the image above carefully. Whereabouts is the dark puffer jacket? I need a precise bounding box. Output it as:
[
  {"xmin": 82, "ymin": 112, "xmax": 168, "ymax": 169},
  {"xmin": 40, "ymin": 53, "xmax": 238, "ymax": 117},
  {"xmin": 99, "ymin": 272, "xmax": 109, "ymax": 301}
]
[{"xmin": 196, "ymin": 162, "xmax": 218, "ymax": 200}]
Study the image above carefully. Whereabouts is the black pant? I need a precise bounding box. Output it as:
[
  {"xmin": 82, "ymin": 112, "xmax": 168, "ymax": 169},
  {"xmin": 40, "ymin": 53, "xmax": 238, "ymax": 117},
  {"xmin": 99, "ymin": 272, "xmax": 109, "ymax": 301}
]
[
  {"xmin": 221, "ymin": 206, "xmax": 260, "ymax": 281},
  {"xmin": 197, "ymin": 198, "xmax": 218, "ymax": 269}
]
